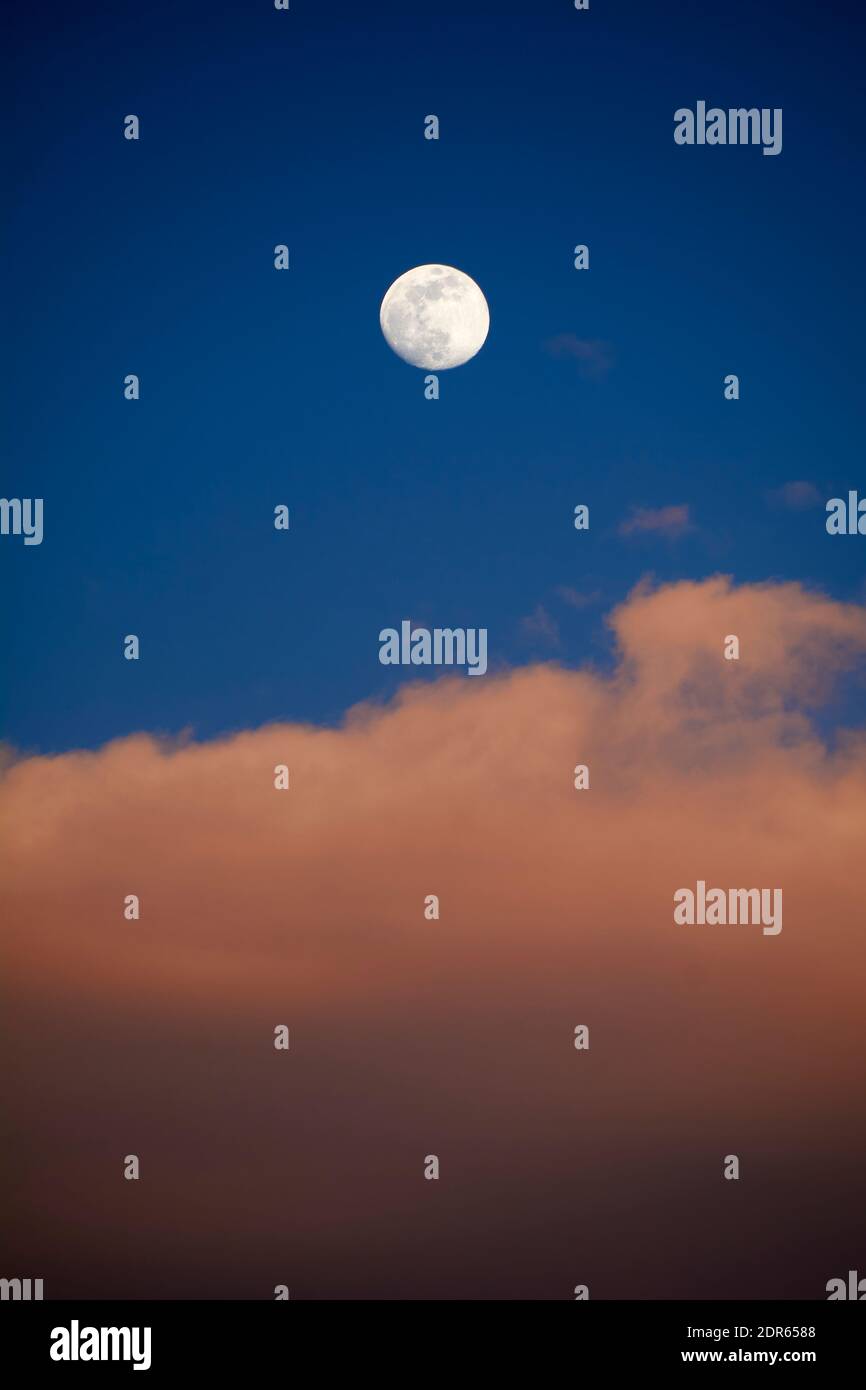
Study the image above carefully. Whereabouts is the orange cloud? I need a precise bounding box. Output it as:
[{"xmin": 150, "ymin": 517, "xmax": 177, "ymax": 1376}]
[{"xmin": 2, "ymin": 577, "xmax": 865, "ymax": 1299}]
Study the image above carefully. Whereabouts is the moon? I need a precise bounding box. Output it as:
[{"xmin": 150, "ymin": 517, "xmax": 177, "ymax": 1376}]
[{"xmin": 379, "ymin": 264, "xmax": 490, "ymax": 370}]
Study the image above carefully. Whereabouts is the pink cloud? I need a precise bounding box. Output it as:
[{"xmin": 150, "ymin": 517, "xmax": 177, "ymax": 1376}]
[{"xmin": 2, "ymin": 577, "xmax": 865, "ymax": 1298}]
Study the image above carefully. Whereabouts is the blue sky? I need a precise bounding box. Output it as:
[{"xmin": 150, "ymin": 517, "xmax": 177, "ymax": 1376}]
[{"xmin": 2, "ymin": 0, "xmax": 864, "ymax": 752}]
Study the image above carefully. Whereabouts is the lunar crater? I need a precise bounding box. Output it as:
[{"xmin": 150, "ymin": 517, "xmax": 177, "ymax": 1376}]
[{"xmin": 379, "ymin": 264, "xmax": 490, "ymax": 370}]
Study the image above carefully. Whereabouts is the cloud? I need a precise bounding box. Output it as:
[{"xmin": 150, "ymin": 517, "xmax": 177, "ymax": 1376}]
[
  {"xmin": 517, "ymin": 603, "xmax": 561, "ymax": 648},
  {"xmin": 3, "ymin": 577, "xmax": 866, "ymax": 1299},
  {"xmin": 618, "ymin": 503, "xmax": 693, "ymax": 538},
  {"xmin": 554, "ymin": 585, "xmax": 603, "ymax": 609},
  {"xmin": 543, "ymin": 333, "xmax": 614, "ymax": 379},
  {"xmin": 767, "ymin": 480, "xmax": 823, "ymax": 510}
]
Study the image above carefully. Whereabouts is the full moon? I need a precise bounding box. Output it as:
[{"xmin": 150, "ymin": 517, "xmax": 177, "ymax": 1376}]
[{"xmin": 379, "ymin": 264, "xmax": 490, "ymax": 370}]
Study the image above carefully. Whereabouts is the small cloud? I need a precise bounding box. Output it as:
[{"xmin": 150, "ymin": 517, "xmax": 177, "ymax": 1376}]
[
  {"xmin": 619, "ymin": 504, "xmax": 693, "ymax": 539},
  {"xmin": 517, "ymin": 604, "xmax": 560, "ymax": 648},
  {"xmin": 543, "ymin": 334, "xmax": 613, "ymax": 379},
  {"xmin": 554, "ymin": 585, "xmax": 603, "ymax": 610},
  {"xmin": 767, "ymin": 481, "xmax": 822, "ymax": 510}
]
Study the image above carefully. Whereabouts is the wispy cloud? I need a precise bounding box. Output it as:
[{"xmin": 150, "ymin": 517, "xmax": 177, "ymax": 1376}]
[
  {"xmin": 517, "ymin": 603, "xmax": 561, "ymax": 648},
  {"xmin": 766, "ymin": 480, "xmax": 822, "ymax": 510},
  {"xmin": 543, "ymin": 334, "xmax": 614, "ymax": 379},
  {"xmin": 554, "ymin": 585, "xmax": 603, "ymax": 610},
  {"xmin": 618, "ymin": 504, "xmax": 693, "ymax": 538}
]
